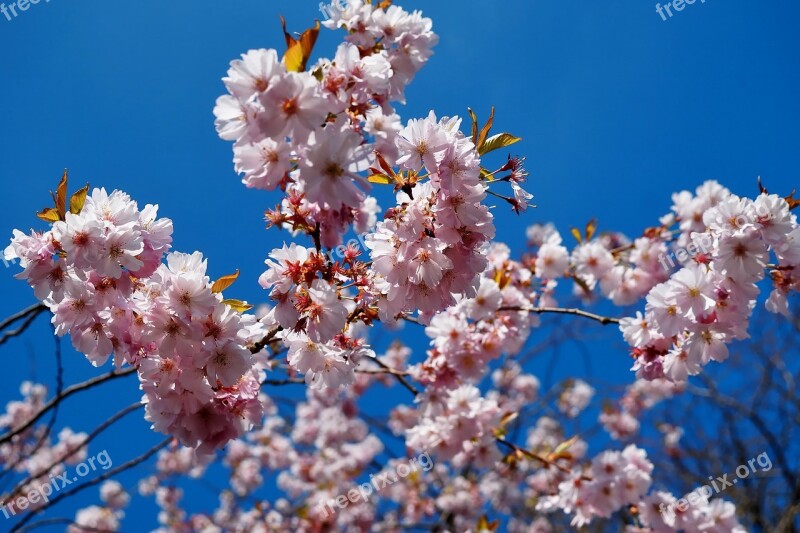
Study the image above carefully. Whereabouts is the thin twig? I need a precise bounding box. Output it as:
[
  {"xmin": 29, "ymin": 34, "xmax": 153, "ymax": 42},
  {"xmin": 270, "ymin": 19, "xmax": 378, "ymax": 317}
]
[
  {"xmin": 263, "ymin": 377, "xmax": 305, "ymax": 386},
  {"xmin": 0, "ymin": 312, "xmax": 44, "ymax": 346},
  {"xmin": 369, "ymin": 356, "xmax": 418, "ymax": 396},
  {"xmin": 357, "ymin": 368, "xmax": 410, "ymax": 377},
  {"xmin": 4, "ymin": 403, "xmax": 144, "ymax": 505},
  {"xmin": 498, "ymin": 306, "xmax": 621, "ymax": 325},
  {"xmin": 11, "ymin": 437, "xmax": 171, "ymax": 532},
  {"xmin": 0, "ymin": 368, "xmax": 137, "ymax": 446},
  {"xmin": 13, "ymin": 517, "xmax": 117, "ymax": 533},
  {"xmin": 0, "ymin": 304, "xmax": 47, "ymax": 332},
  {"xmin": 496, "ymin": 437, "xmax": 589, "ymax": 479},
  {"xmin": 0, "ymin": 331, "xmax": 65, "ymax": 485}
]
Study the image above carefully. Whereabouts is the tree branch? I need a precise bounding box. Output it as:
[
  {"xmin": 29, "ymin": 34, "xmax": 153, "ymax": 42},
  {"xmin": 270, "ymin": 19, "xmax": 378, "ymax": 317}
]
[
  {"xmin": 0, "ymin": 368, "xmax": 137, "ymax": 446},
  {"xmin": 498, "ymin": 306, "xmax": 621, "ymax": 325},
  {"xmin": 11, "ymin": 437, "xmax": 171, "ymax": 532}
]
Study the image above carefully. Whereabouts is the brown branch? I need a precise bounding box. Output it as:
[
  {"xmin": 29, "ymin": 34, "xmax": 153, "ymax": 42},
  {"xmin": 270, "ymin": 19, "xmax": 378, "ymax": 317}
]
[
  {"xmin": 263, "ymin": 377, "xmax": 304, "ymax": 386},
  {"xmin": 249, "ymin": 326, "xmax": 282, "ymax": 354},
  {"xmin": 357, "ymin": 368, "xmax": 410, "ymax": 376},
  {"xmin": 369, "ymin": 356, "xmax": 418, "ymax": 396},
  {"xmin": 496, "ymin": 437, "xmax": 591, "ymax": 480},
  {"xmin": 498, "ymin": 306, "xmax": 621, "ymax": 325},
  {"xmin": 0, "ymin": 310, "xmax": 46, "ymax": 346},
  {"xmin": 0, "ymin": 304, "xmax": 47, "ymax": 332}
]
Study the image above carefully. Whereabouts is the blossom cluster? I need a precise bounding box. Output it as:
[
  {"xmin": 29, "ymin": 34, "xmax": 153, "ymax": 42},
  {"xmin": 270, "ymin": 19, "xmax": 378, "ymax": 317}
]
[
  {"xmin": 5, "ymin": 187, "xmax": 269, "ymax": 454},
  {"xmin": 365, "ymin": 113, "xmax": 495, "ymax": 319},
  {"xmin": 600, "ymin": 378, "xmax": 685, "ymax": 441},
  {"xmin": 213, "ymin": 0, "xmax": 438, "ymax": 249},
  {"xmin": 620, "ymin": 181, "xmax": 799, "ymax": 382}
]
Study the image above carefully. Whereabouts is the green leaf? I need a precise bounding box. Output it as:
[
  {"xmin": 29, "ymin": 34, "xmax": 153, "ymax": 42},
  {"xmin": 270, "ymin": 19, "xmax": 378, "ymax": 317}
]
[{"xmin": 478, "ymin": 133, "xmax": 522, "ymax": 155}]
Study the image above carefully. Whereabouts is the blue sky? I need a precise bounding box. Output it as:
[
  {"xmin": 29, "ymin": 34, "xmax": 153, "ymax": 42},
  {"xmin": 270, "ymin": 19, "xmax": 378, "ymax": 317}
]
[{"xmin": 1, "ymin": 0, "xmax": 799, "ymax": 530}]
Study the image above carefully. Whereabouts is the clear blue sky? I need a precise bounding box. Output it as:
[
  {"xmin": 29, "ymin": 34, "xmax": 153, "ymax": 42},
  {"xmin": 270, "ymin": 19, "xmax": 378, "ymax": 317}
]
[{"xmin": 1, "ymin": 0, "xmax": 798, "ymax": 530}]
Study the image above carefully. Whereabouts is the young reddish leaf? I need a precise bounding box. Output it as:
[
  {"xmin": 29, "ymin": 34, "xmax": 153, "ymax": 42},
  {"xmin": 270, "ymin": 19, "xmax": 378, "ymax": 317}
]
[
  {"xmin": 281, "ymin": 17, "xmax": 320, "ymax": 72},
  {"xmin": 785, "ymin": 189, "xmax": 800, "ymax": 210},
  {"xmin": 476, "ymin": 106, "xmax": 495, "ymax": 151},
  {"xmin": 468, "ymin": 107, "xmax": 479, "ymax": 145},
  {"xmin": 367, "ymin": 173, "xmax": 393, "ymax": 185},
  {"xmin": 36, "ymin": 207, "xmax": 60, "ymax": 223},
  {"xmin": 55, "ymin": 169, "xmax": 68, "ymax": 220},
  {"xmin": 570, "ymin": 227, "xmax": 583, "ymax": 243},
  {"xmin": 374, "ymin": 151, "xmax": 396, "ymax": 178},
  {"xmin": 757, "ymin": 176, "xmax": 769, "ymax": 195},
  {"xmin": 211, "ymin": 270, "xmax": 240, "ymax": 294},
  {"xmin": 498, "ymin": 411, "xmax": 518, "ymax": 429},
  {"xmin": 548, "ymin": 435, "xmax": 579, "ymax": 461},
  {"xmin": 222, "ymin": 298, "xmax": 253, "ymax": 313},
  {"xmin": 476, "ymin": 515, "xmax": 500, "ymax": 532},
  {"xmin": 70, "ymin": 184, "xmax": 90, "ymax": 215},
  {"xmin": 585, "ymin": 219, "xmax": 598, "ymax": 241}
]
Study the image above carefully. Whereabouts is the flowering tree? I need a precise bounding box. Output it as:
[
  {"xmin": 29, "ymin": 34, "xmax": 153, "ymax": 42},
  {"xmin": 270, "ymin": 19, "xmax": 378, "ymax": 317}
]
[{"xmin": 2, "ymin": 1, "xmax": 799, "ymax": 531}]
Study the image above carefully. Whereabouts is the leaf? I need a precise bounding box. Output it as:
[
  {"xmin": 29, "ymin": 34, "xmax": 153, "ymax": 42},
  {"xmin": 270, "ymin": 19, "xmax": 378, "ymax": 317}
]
[
  {"xmin": 476, "ymin": 515, "xmax": 500, "ymax": 532},
  {"xmin": 69, "ymin": 184, "xmax": 90, "ymax": 215},
  {"xmin": 367, "ymin": 173, "xmax": 393, "ymax": 185},
  {"xmin": 476, "ymin": 106, "xmax": 495, "ymax": 151},
  {"xmin": 281, "ymin": 17, "xmax": 320, "ymax": 72},
  {"xmin": 479, "ymin": 167, "xmax": 495, "ymax": 181},
  {"xmin": 478, "ymin": 132, "xmax": 522, "ymax": 156},
  {"xmin": 570, "ymin": 227, "xmax": 583, "ymax": 243},
  {"xmin": 55, "ymin": 169, "xmax": 68, "ymax": 219},
  {"xmin": 374, "ymin": 151, "xmax": 396, "ymax": 178},
  {"xmin": 498, "ymin": 411, "xmax": 518, "ymax": 429},
  {"xmin": 785, "ymin": 189, "xmax": 800, "ymax": 210},
  {"xmin": 547, "ymin": 436, "xmax": 579, "ymax": 462},
  {"xmin": 552, "ymin": 436, "xmax": 579, "ymax": 457},
  {"xmin": 585, "ymin": 219, "xmax": 598, "ymax": 241},
  {"xmin": 757, "ymin": 176, "xmax": 769, "ymax": 195},
  {"xmin": 468, "ymin": 107, "xmax": 478, "ymax": 145},
  {"xmin": 212, "ymin": 270, "xmax": 240, "ymax": 294},
  {"xmin": 222, "ymin": 298, "xmax": 253, "ymax": 313},
  {"xmin": 36, "ymin": 207, "xmax": 61, "ymax": 223}
]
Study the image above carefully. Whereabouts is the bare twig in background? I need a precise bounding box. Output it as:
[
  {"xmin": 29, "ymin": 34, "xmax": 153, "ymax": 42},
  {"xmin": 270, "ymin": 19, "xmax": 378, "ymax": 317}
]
[
  {"xmin": 11, "ymin": 437, "xmax": 171, "ymax": 532},
  {"xmin": 0, "ymin": 368, "xmax": 137, "ymax": 446}
]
